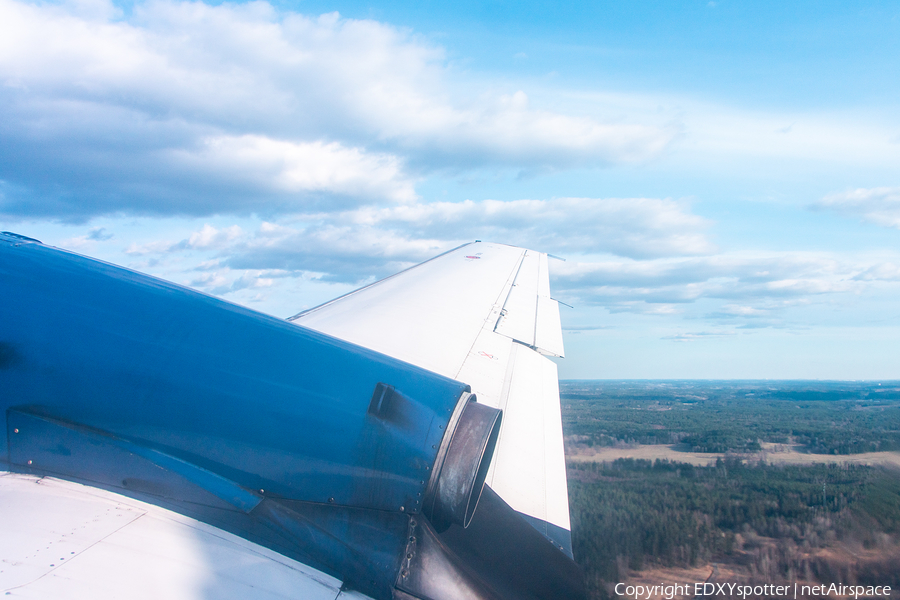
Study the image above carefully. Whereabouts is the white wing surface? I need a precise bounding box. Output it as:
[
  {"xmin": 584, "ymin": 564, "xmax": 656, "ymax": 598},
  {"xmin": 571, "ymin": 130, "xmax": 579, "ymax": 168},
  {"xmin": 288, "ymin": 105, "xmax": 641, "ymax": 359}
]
[
  {"xmin": 290, "ymin": 241, "xmax": 571, "ymax": 537},
  {"xmin": 0, "ymin": 472, "xmax": 371, "ymax": 600}
]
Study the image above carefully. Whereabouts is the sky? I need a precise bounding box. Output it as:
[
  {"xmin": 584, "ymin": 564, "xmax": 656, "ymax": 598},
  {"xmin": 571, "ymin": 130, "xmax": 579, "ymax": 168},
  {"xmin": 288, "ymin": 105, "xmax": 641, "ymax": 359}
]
[{"xmin": 2, "ymin": 0, "xmax": 899, "ymax": 379}]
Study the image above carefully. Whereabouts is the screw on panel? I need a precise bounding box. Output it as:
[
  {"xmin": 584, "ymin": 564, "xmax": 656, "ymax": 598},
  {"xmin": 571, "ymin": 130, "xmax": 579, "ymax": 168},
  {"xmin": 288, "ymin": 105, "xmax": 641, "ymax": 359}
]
[
  {"xmin": 27, "ymin": 460, "xmax": 32, "ymax": 465},
  {"xmin": 400, "ymin": 506, "xmax": 405, "ymax": 512},
  {"xmin": 13, "ymin": 429, "xmax": 19, "ymax": 434}
]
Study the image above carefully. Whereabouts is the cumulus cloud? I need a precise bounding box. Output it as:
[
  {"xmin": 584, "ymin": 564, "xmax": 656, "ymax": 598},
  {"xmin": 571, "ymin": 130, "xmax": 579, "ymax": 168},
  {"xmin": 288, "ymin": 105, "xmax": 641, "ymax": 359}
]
[
  {"xmin": 111, "ymin": 205, "xmax": 900, "ymax": 330},
  {"xmin": 814, "ymin": 187, "xmax": 900, "ymax": 229},
  {"xmin": 550, "ymin": 252, "xmax": 883, "ymax": 314},
  {"xmin": 121, "ymin": 220, "xmax": 448, "ymax": 283},
  {"xmin": 123, "ymin": 196, "xmax": 710, "ymax": 282},
  {"xmin": 709, "ymin": 304, "xmax": 770, "ymax": 318},
  {"xmin": 172, "ymin": 136, "xmax": 417, "ymax": 202},
  {"xmin": 125, "ymin": 223, "xmax": 243, "ymax": 254},
  {"xmin": 327, "ymin": 197, "xmax": 714, "ymax": 258},
  {"xmin": 0, "ymin": 0, "xmax": 674, "ymax": 219},
  {"xmin": 106, "ymin": 196, "xmax": 711, "ymax": 298},
  {"xmin": 59, "ymin": 225, "xmax": 115, "ymax": 248},
  {"xmin": 188, "ymin": 268, "xmax": 282, "ymax": 296},
  {"xmin": 852, "ymin": 262, "xmax": 900, "ymax": 281},
  {"xmin": 46, "ymin": 203, "xmax": 899, "ymax": 330}
]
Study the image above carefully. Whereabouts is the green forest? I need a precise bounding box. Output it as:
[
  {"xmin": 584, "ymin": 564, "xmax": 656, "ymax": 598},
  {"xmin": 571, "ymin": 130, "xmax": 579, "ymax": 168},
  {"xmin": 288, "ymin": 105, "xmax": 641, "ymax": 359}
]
[
  {"xmin": 561, "ymin": 381, "xmax": 900, "ymax": 455},
  {"xmin": 569, "ymin": 459, "xmax": 900, "ymax": 599},
  {"xmin": 561, "ymin": 382, "xmax": 900, "ymax": 599}
]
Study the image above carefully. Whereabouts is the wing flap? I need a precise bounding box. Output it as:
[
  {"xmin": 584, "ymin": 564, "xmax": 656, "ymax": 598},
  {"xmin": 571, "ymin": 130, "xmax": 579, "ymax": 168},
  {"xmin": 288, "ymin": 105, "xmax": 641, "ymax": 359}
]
[
  {"xmin": 483, "ymin": 344, "xmax": 570, "ymax": 531},
  {"xmin": 535, "ymin": 295, "xmax": 565, "ymax": 358},
  {"xmin": 493, "ymin": 250, "xmax": 539, "ymax": 346},
  {"xmin": 493, "ymin": 250, "xmax": 564, "ymax": 358}
]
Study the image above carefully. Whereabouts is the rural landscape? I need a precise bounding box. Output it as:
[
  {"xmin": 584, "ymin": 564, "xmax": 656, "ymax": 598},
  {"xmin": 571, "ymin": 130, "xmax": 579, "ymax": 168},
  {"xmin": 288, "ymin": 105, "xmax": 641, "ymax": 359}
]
[{"xmin": 561, "ymin": 381, "xmax": 900, "ymax": 600}]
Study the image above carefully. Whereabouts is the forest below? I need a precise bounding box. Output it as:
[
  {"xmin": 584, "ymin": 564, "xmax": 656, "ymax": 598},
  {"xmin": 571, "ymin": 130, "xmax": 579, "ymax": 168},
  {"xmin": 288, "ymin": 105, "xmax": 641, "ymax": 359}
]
[
  {"xmin": 561, "ymin": 381, "xmax": 900, "ymax": 600},
  {"xmin": 561, "ymin": 381, "xmax": 900, "ymax": 455}
]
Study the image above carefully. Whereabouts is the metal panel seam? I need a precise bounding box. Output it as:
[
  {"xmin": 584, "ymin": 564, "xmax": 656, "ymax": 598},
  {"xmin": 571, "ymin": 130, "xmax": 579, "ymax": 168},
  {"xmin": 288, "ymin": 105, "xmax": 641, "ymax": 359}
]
[
  {"xmin": 2, "ymin": 510, "xmax": 150, "ymax": 594},
  {"xmin": 483, "ymin": 343, "xmax": 521, "ymax": 490},
  {"xmin": 491, "ymin": 252, "xmax": 527, "ymax": 335},
  {"xmin": 532, "ymin": 252, "xmax": 543, "ymax": 350},
  {"xmin": 453, "ymin": 248, "xmax": 525, "ymax": 381}
]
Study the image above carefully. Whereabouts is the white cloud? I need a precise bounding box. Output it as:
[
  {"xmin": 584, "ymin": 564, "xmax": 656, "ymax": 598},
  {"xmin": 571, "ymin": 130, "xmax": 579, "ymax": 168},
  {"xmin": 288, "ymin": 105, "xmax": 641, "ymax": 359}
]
[
  {"xmin": 184, "ymin": 223, "xmax": 243, "ymax": 249},
  {"xmin": 550, "ymin": 251, "xmax": 895, "ymax": 314},
  {"xmin": 550, "ymin": 91, "xmax": 900, "ymax": 172},
  {"xmin": 189, "ymin": 268, "xmax": 279, "ymax": 296},
  {"xmin": 814, "ymin": 187, "xmax": 900, "ymax": 229},
  {"xmin": 125, "ymin": 223, "xmax": 243, "ymax": 255},
  {"xmin": 852, "ymin": 262, "xmax": 900, "ymax": 281},
  {"xmin": 108, "ymin": 196, "xmax": 711, "ymax": 288},
  {"xmin": 199, "ymin": 196, "xmax": 713, "ymax": 284},
  {"xmin": 0, "ymin": 0, "xmax": 674, "ymax": 219},
  {"xmin": 106, "ymin": 205, "xmax": 900, "ymax": 329},
  {"xmin": 58, "ymin": 226, "xmax": 114, "ymax": 249},
  {"xmin": 714, "ymin": 304, "xmax": 769, "ymax": 317},
  {"xmin": 125, "ymin": 239, "xmax": 175, "ymax": 255},
  {"xmin": 663, "ymin": 331, "xmax": 737, "ymax": 342},
  {"xmin": 304, "ymin": 196, "xmax": 714, "ymax": 258},
  {"xmin": 219, "ymin": 222, "xmax": 447, "ymax": 283},
  {"xmin": 41, "ymin": 208, "xmax": 900, "ymax": 331},
  {"xmin": 170, "ymin": 136, "xmax": 417, "ymax": 203}
]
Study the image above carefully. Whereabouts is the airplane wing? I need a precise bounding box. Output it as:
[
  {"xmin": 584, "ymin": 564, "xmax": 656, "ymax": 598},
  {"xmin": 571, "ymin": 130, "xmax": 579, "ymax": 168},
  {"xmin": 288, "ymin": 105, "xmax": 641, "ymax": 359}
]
[
  {"xmin": 0, "ymin": 472, "xmax": 365, "ymax": 600},
  {"xmin": 0, "ymin": 233, "xmax": 584, "ymax": 600},
  {"xmin": 290, "ymin": 241, "xmax": 572, "ymax": 554}
]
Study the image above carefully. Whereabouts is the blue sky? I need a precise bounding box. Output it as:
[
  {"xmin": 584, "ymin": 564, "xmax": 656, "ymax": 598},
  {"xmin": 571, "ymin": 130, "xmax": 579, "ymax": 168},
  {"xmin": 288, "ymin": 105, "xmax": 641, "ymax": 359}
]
[{"xmin": 2, "ymin": 0, "xmax": 899, "ymax": 378}]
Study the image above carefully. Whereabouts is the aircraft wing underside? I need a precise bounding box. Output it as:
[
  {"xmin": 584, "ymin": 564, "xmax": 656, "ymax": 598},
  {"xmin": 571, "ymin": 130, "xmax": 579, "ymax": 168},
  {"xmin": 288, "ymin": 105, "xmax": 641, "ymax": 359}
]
[{"xmin": 0, "ymin": 233, "xmax": 584, "ymax": 600}]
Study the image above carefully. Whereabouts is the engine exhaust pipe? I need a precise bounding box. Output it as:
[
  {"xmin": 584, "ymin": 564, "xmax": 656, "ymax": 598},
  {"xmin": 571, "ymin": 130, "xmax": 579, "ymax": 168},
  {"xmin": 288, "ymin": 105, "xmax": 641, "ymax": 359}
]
[{"xmin": 424, "ymin": 393, "xmax": 502, "ymax": 530}]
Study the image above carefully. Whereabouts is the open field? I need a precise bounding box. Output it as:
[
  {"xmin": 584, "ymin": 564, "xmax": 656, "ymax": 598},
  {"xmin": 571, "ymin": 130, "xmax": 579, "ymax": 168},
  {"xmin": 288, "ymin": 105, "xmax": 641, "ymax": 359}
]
[{"xmin": 567, "ymin": 442, "xmax": 900, "ymax": 468}]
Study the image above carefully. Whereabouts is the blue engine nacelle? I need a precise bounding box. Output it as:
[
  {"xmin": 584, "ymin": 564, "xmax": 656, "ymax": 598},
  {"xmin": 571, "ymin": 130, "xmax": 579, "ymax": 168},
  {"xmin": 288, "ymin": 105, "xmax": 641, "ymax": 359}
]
[{"xmin": 0, "ymin": 232, "xmax": 584, "ymax": 600}]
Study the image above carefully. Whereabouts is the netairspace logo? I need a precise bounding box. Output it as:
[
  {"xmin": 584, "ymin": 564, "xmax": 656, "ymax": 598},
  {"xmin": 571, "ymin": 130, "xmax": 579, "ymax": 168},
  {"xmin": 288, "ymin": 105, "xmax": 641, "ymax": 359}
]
[{"xmin": 614, "ymin": 582, "xmax": 893, "ymax": 599}]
